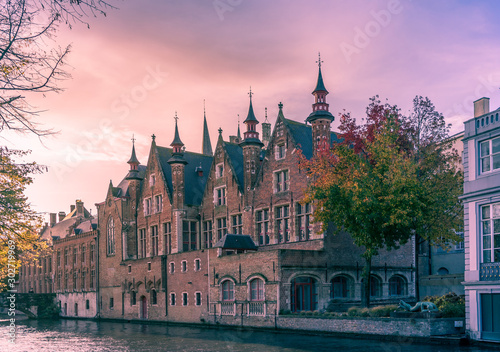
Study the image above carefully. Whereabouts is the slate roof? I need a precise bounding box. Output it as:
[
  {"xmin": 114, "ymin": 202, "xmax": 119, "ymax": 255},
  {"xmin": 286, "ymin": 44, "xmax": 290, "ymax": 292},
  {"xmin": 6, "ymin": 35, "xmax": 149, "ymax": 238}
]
[
  {"xmin": 244, "ymin": 99, "xmax": 259, "ymax": 123},
  {"xmin": 222, "ymin": 141, "xmax": 244, "ymax": 192},
  {"xmin": 214, "ymin": 234, "xmax": 258, "ymax": 250},
  {"xmin": 313, "ymin": 66, "xmax": 328, "ymax": 93},
  {"xmin": 156, "ymin": 146, "xmax": 213, "ymax": 206},
  {"xmin": 117, "ymin": 165, "xmax": 146, "ymax": 197},
  {"xmin": 74, "ymin": 218, "xmax": 98, "ymax": 234},
  {"xmin": 283, "ymin": 117, "xmax": 341, "ymax": 159}
]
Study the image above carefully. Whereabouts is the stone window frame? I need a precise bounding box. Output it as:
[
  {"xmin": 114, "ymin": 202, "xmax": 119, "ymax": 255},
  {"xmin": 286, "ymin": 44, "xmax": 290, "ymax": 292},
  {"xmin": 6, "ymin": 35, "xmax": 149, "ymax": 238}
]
[
  {"xmin": 182, "ymin": 292, "xmax": 188, "ymax": 306},
  {"xmin": 275, "ymin": 203, "xmax": 291, "ymax": 243},
  {"xmin": 388, "ymin": 275, "xmax": 408, "ymax": 297},
  {"xmin": 139, "ymin": 228, "xmax": 147, "ymax": 259},
  {"xmin": 181, "ymin": 260, "xmax": 187, "ymax": 273},
  {"xmin": 149, "ymin": 173, "xmax": 156, "ymax": 187},
  {"xmin": 194, "ymin": 258, "xmax": 201, "ymax": 272},
  {"xmin": 164, "ymin": 222, "xmax": 172, "ymax": 255},
  {"xmin": 203, "ymin": 220, "xmax": 213, "ymax": 249},
  {"xmin": 144, "ymin": 197, "xmax": 152, "ymax": 216},
  {"xmin": 231, "ymin": 213, "xmax": 243, "ymax": 234},
  {"xmin": 221, "ymin": 279, "xmax": 235, "ymax": 302},
  {"xmin": 275, "ymin": 143, "xmax": 286, "ymax": 160},
  {"xmin": 273, "ymin": 169, "xmax": 289, "ymax": 193},
  {"xmin": 480, "ymin": 202, "xmax": 500, "ymax": 263},
  {"xmin": 479, "ymin": 136, "xmax": 500, "ymax": 174},
  {"xmin": 255, "ymin": 208, "xmax": 270, "ymax": 245},
  {"xmin": 248, "ymin": 277, "xmax": 265, "ymax": 302},
  {"xmin": 214, "ymin": 186, "xmax": 226, "ymax": 206},
  {"xmin": 215, "ymin": 162, "xmax": 224, "ymax": 179},
  {"xmin": 296, "ymin": 202, "xmax": 312, "ymax": 241},
  {"xmin": 150, "ymin": 225, "xmax": 159, "ymax": 257},
  {"xmin": 330, "ymin": 274, "xmax": 355, "ymax": 299},
  {"xmin": 154, "ymin": 194, "xmax": 163, "ymax": 213},
  {"xmin": 216, "ymin": 217, "xmax": 227, "ymax": 241},
  {"xmin": 169, "ymin": 261, "xmax": 175, "ymax": 274},
  {"xmin": 169, "ymin": 292, "xmax": 176, "ymax": 306}
]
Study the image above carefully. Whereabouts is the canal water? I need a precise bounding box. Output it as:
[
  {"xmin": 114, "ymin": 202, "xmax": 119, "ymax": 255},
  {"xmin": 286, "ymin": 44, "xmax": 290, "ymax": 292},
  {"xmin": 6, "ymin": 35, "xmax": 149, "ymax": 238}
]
[{"xmin": 0, "ymin": 318, "xmax": 497, "ymax": 352}]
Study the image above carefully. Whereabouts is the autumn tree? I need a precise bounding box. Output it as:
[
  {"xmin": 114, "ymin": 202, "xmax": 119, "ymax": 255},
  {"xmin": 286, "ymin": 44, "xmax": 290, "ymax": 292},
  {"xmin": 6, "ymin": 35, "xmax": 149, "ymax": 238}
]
[{"xmin": 301, "ymin": 97, "xmax": 463, "ymax": 307}]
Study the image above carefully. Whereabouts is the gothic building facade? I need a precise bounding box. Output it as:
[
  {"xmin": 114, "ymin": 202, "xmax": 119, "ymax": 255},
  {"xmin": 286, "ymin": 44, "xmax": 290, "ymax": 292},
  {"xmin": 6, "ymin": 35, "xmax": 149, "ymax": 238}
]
[{"xmin": 20, "ymin": 63, "xmax": 416, "ymax": 325}]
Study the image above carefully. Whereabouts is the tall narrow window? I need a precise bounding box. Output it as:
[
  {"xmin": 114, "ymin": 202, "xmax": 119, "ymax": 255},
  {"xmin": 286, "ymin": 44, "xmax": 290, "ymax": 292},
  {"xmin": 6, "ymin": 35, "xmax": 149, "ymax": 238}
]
[
  {"xmin": 170, "ymin": 293, "xmax": 176, "ymax": 306},
  {"xmin": 151, "ymin": 225, "xmax": 158, "ymax": 257},
  {"xmin": 182, "ymin": 292, "xmax": 188, "ymax": 306},
  {"xmin": 90, "ymin": 270, "xmax": 95, "ymax": 290},
  {"xmin": 216, "ymin": 163, "xmax": 224, "ymax": 178},
  {"xmin": 217, "ymin": 218, "xmax": 227, "ymax": 241},
  {"xmin": 481, "ymin": 203, "xmax": 500, "ymax": 263},
  {"xmin": 107, "ymin": 217, "xmax": 115, "ymax": 255},
  {"xmin": 57, "ymin": 251, "xmax": 61, "ymax": 267},
  {"xmin": 250, "ymin": 278, "xmax": 264, "ymax": 301},
  {"xmin": 297, "ymin": 203, "xmax": 312, "ymax": 241},
  {"xmin": 64, "ymin": 248, "xmax": 68, "ymax": 266},
  {"xmin": 215, "ymin": 187, "xmax": 226, "ymax": 206},
  {"xmin": 164, "ymin": 222, "xmax": 171, "ymax": 255},
  {"xmin": 182, "ymin": 221, "xmax": 198, "ymax": 252},
  {"xmin": 151, "ymin": 289, "xmax": 157, "ymax": 305},
  {"xmin": 256, "ymin": 209, "xmax": 269, "ymax": 245},
  {"xmin": 195, "ymin": 292, "xmax": 202, "ymax": 306},
  {"xmin": 232, "ymin": 214, "xmax": 243, "ymax": 234},
  {"xmin": 155, "ymin": 194, "xmax": 163, "ymax": 213},
  {"xmin": 275, "ymin": 205, "xmax": 290, "ymax": 243},
  {"xmin": 144, "ymin": 198, "xmax": 152, "ymax": 216},
  {"xmin": 81, "ymin": 245, "xmax": 86, "ymax": 264},
  {"xmin": 203, "ymin": 220, "xmax": 213, "ymax": 248},
  {"xmin": 222, "ymin": 280, "xmax": 234, "ymax": 301},
  {"xmin": 274, "ymin": 170, "xmax": 289, "ymax": 193},
  {"xmin": 81, "ymin": 271, "xmax": 86, "ymax": 291},
  {"xmin": 139, "ymin": 229, "xmax": 147, "ymax": 258},
  {"xmin": 275, "ymin": 144, "xmax": 286, "ymax": 160},
  {"xmin": 73, "ymin": 247, "xmax": 77, "ymax": 264},
  {"xmin": 90, "ymin": 244, "xmax": 95, "ymax": 263},
  {"xmin": 73, "ymin": 272, "xmax": 77, "ymax": 290}
]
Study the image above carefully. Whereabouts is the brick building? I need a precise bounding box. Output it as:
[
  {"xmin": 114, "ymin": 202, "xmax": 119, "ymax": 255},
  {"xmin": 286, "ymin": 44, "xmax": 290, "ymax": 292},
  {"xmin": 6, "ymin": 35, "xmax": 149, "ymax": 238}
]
[{"xmin": 20, "ymin": 61, "xmax": 416, "ymax": 326}]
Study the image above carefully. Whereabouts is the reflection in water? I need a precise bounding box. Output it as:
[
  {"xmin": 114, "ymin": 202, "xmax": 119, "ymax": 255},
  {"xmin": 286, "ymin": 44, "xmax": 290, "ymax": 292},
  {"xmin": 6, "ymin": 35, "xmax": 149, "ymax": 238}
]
[{"xmin": 0, "ymin": 318, "xmax": 496, "ymax": 352}]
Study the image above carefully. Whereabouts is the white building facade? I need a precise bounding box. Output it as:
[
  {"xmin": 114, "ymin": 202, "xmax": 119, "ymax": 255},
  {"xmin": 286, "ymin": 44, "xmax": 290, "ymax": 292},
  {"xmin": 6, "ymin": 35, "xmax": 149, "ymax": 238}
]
[{"xmin": 463, "ymin": 97, "xmax": 500, "ymax": 341}]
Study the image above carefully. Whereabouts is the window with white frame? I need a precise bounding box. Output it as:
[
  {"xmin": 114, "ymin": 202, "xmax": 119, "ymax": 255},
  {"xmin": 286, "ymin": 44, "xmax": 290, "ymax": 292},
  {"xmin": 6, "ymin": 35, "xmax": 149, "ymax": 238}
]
[
  {"xmin": 139, "ymin": 229, "xmax": 146, "ymax": 258},
  {"xmin": 480, "ymin": 137, "xmax": 500, "ymax": 173},
  {"xmin": 232, "ymin": 214, "xmax": 243, "ymax": 234},
  {"xmin": 214, "ymin": 187, "xmax": 226, "ymax": 206},
  {"xmin": 181, "ymin": 260, "xmax": 187, "ymax": 272},
  {"xmin": 481, "ymin": 202, "xmax": 500, "ymax": 263},
  {"xmin": 217, "ymin": 218, "xmax": 227, "ymax": 241},
  {"xmin": 169, "ymin": 262, "xmax": 175, "ymax": 273},
  {"xmin": 155, "ymin": 194, "xmax": 162, "ymax": 213},
  {"xmin": 274, "ymin": 170, "xmax": 289, "ymax": 193},
  {"xmin": 275, "ymin": 143, "xmax": 286, "ymax": 160},
  {"xmin": 151, "ymin": 225, "xmax": 158, "ymax": 257},
  {"xmin": 144, "ymin": 198, "xmax": 152, "ymax": 216},
  {"xmin": 216, "ymin": 163, "xmax": 224, "ymax": 179},
  {"xmin": 107, "ymin": 217, "xmax": 115, "ymax": 255},
  {"xmin": 297, "ymin": 203, "xmax": 312, "ymax": 241},
  {"xmin": 256, "ymin": 209, "xmax": 269, "ymax": 245},
  {"xmin": 194, "ymin": 259, "xmax": 201, "ymax": 271},
  {"xmin": 195, "ymin": 292, "xmax": 202, "ymax": 306},
  {"xmin": 182, "ymin": 221, "xmax": 198, "ymax": 252},
  {"xmin": 182, "ymin": 292, "xmax": 188, "ymax": 306},
  {"xmin": 275, "ymin": 204, "xmax": 290, "ymax": 243}
]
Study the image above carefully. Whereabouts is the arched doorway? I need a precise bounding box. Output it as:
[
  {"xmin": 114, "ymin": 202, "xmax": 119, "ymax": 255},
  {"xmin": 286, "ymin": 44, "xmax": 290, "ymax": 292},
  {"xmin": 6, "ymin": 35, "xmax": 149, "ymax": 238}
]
[
  {"xmin": 291, "ymin": 277, "xmax": 317, "ymax": 312},
  {"xmin": 140, "ymin": 296, "xmax": 147, "ymax": 319}
]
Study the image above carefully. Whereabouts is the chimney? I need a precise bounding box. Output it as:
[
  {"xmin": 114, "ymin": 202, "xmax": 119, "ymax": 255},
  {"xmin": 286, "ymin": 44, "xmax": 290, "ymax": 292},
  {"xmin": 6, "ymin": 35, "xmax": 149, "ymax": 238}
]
[
  {"xmin": 474, "ymin": 97, "xmax": 490, "ymax": 118},
  {"xmin": 58, "ymin": 211, "xmax": 66, "ymax": 222},
  {"xmin": 70, "ymin": 205, "xmax": 75, "ymax": 213},
  {"xmin": 229, "ymin": 135, "xmax": 240, "ymax": 144},
  {"xmin": 50, "ymin": 213, "xmax": 57, "ymax": 227},
  {"xmin": 76, "ymin": 199, "xmax": 84, "ymax": 217}
]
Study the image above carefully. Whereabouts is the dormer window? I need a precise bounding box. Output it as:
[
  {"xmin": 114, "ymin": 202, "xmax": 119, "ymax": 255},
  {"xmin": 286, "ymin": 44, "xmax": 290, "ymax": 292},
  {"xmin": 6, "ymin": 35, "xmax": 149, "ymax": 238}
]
[
  {"xmin": 276, "ymin": 144, "xmax": 286, "ymax": 160},
  {"xmin": 216, "ymin": 163, "xmax": 224, "ymax": 179}
]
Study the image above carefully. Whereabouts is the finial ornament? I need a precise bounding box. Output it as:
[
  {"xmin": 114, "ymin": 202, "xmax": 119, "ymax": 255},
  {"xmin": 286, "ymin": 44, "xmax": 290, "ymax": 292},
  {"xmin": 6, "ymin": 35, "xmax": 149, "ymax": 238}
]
[
  {"xmin": 265, "ymin": 107, "xmax": 268, "ymax": 120},
  {"xmin": 151, "ymin": 134, "xmax": 156, "ymax": 141},
  {"xmin": 203, "ymin": 99, "xmax": 206, "ymax": 114},
  {"xmin": 174, "ymin": 111, "xmax": 179, "ymax": 121},
  {"xmin": 316, "ymin": 52, "xmax": 323, "ymax": 68},
  {"xmin": 248, "ymin": 86, "xmax": 253, "ymax": 100},
  {"xmin": 131, "ymin": 134, "xmax": 136, "ymax": 144},
  {"xmin": 278, "ymin": 102, "xmax": 283, "ymax": 109},
  {"xmin": 218, "ymin": 127, "xmax": 223, "ymax": 135}
]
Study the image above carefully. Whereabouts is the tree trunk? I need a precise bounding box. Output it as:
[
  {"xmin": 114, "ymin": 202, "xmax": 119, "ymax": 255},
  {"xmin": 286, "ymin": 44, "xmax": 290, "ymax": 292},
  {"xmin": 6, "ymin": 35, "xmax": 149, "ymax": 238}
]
[{"xmin": 362, "ymin": 255, "xmax": 372, "ymax": 308}]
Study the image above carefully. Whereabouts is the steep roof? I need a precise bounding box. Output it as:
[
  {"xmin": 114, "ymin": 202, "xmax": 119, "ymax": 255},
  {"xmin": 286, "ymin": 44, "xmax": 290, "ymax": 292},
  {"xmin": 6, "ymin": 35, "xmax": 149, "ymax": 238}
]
[
  {"xmin": 116, "ymin": 165, "xmax": 146, "ymax": 197},
  {"xmin": 283, "ymin": 118, "xmax": 341, "ymax": 159},
  {"xmin": 156, "ymin": 146, "xmax": 213, "ymax": 206},
  {"xmin": 313, "ymin": 66, "xmax": 328, "ymax": 93},
  {"xmin": 202, "ymin": 114, "xmax": 213, "ymax": 156},
  {"xmin": 222, "ymin": 141, "xmax": 244, "ymax": 192}
]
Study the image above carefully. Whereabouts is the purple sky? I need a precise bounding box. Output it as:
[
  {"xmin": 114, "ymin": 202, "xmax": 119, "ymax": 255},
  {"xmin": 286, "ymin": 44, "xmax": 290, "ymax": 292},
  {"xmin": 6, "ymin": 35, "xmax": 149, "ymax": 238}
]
[{"xmin": 6, "ymin": 0, "xmax": 500, "ymax": 218}]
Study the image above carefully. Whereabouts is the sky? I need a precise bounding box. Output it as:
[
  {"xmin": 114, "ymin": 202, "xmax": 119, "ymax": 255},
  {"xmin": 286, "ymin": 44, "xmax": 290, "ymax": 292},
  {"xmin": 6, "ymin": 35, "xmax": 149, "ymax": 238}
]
[{"xmin": 5, "ymin": 0, "xmax": 500, "ymax": 219}]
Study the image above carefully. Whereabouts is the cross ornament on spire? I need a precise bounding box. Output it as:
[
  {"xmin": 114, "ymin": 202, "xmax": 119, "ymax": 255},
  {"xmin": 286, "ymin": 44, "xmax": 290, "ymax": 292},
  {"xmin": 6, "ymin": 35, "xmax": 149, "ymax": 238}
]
[
  {"xmin": 248, "ymin": 86, "xmax": 253, "ymax": 100},
  {"xmin": 203, "ymin": 99, "xmax": 206, "ymax": 114},
  {"xmin": 131, "ymin": 134, "xmax": 136, "ymax": 145},
  {"xmin": 316, "ymin": 52, "xmax": 323, "ymax": 68},
  {"xmin": 174, "ymin": 111, "xmax": 179, "ymax": 121}
]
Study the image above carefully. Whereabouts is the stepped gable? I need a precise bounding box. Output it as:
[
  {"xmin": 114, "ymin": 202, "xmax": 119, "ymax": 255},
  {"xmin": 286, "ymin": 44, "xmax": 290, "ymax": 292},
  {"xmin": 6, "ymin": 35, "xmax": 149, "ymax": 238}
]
[{"xmin": 156, "ymin": 146, "xmax": 213, "ymax": 206}]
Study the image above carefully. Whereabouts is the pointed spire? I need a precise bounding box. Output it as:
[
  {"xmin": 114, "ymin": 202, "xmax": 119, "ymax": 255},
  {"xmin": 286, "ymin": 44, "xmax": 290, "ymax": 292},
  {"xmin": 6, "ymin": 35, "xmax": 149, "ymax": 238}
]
[
  {"xmin": 244, "ymin": 87, "xmax": 258, "ymax": 123},
  {"xmin": 313, "ymin": 52, "xmax": 328, "ymax": 93},
  {"xmin": 171, "ymin": 112, "xmax": 184, "ymax": 148},
  {"xmin": 202, "ymin": 102, "xmax": 213, "ymax": 156},
  {"xmin": 127, "ymin": 135, "xmax": 140, "ymax": 166},
  {"xmin": 277, "ymin": 102, "xmax": 285, "ymax": 120},
  {"xmin": 237, "ymin": 114, "xmax": 241, "ymax": 140},
  {"xmin": 126, "ymin": 135, "xmax": 143, "ymax": 180}
]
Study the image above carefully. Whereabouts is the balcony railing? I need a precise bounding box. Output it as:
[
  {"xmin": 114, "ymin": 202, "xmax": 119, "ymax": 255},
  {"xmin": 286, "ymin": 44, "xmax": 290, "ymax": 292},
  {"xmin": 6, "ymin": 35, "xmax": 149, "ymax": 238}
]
[
  {"xmin": 480, "ymin": 262, "xmax": 500, "ymax": 281},
  {"xmin": 220, "ymin": 302, "xmax": 235, "ymax": 315},
  {"xmin": 247, "ymin": 301, "xmax": 265, "ymax": 316}
]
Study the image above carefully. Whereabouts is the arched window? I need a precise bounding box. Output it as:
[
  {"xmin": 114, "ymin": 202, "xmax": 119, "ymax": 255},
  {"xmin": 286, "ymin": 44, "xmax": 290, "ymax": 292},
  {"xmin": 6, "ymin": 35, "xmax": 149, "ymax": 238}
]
[
  {"xmin": 291, "ymin": 277, "xmax": 317, "ymax": 312},
  {"xmin": 438, "ymin": 267, "xmax": 449, "ymax": 275},
  {"xmin": 362, "ymin": 275, "xmax": 382, "ymax": 298},
  {"xmin": 221, "ymin": 280, "xmax": 234, "ymax": 301},
  {"xmin": 249, "ymin": 278, "xmax": 264, "ymax": 301},
  {"xmin": 151, "ymin": 289, "xmax": 157, "ymax": 305},
  {"xmin": 331, "ymin": 275, "xmax": 352, "ymax": 299},
  {"xmin": 389, "ymin": 276, "xmax": 407, "ymax": 296},
  {"xmin": 107, "ymin": 217, "xmax": 115, "ymax": 255}
]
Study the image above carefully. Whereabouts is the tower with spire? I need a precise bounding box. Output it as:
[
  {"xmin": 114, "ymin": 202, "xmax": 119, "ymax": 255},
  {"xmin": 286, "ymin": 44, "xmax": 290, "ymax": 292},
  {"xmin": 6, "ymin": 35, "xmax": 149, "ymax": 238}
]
[
  {"xmin": 306, "ymin": 53, "xmax": 334, "ymax": 156},
  {"xmin": 202, "ymin": 101, "xmax": 213, "ymax": 156},
  {"xmin": 262, "ymin": 107, "xmax": 271, "ymax": 149},
  {"xmin": 168, "ymin": 113, "xmax": 188, "ymax": 211},
  {"xmin": 240, "ymin": 88, "xmax": 264, "ymax": 199}
]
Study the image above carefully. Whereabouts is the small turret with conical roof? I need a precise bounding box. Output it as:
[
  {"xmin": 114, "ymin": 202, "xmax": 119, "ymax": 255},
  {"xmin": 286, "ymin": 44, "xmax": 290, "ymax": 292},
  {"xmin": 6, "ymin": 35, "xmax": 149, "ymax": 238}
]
[
  {"xmin": 168, "ymin": 112, "xmax": 188, "ymax": 166},
  {"xmin": 168, "ymin": 113, "xmax": 187, "ymax": 211},
  {"xmin": 126, "ymin": 135, "xmax": 143, "ymax": 180},
  {"xmin": 240, "ymin": 88, "xmax": 263, "ymax": 199},
  {"xmin": 306, "ymin": 54, "xmax": 334, "ymax": 156}
]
